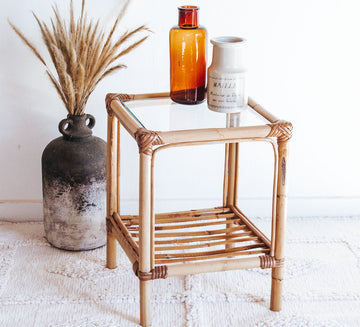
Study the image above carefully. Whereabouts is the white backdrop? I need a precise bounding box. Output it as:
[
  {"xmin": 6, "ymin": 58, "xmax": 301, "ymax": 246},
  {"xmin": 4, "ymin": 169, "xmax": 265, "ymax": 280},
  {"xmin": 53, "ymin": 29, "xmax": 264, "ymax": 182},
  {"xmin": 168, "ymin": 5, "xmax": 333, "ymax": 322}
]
[{"xmin": 1, "ymin": 0, "xmax": 359, "ymax": 220}]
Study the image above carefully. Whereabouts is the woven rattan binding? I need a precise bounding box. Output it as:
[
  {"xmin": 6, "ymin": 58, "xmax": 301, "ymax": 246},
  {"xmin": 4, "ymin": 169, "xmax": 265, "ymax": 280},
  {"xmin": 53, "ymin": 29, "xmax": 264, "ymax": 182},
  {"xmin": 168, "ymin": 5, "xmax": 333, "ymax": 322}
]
[
  {"xmin": 135, "ymin": 128, "xmax": 165, "ymax": 155},
  {"xmin": 267, "ymin": 120, "xmax": 293, "ymax": 144},
  {"xmin": 260, "ymin": 255, "xmax": 284, "ymax": 269},
  {"xmin": 133, "ymin": 261, "xmax": 168, "ymax": 281},
  {"xmin": 105, "ymin": 93, "xmax": 133, "ymax": 116}
]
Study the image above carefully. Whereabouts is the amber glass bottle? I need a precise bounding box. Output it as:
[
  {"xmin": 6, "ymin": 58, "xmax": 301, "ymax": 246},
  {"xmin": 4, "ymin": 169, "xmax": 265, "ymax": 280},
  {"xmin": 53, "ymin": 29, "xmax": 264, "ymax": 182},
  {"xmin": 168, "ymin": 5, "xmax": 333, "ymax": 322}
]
[{"xmin": 170, "ymin": 6, "xmax": 207, "ymax": 104}]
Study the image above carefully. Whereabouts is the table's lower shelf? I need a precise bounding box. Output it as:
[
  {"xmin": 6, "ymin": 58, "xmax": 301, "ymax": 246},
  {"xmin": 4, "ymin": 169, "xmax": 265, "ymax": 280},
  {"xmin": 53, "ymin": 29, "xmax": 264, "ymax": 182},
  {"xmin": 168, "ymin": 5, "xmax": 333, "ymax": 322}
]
[{"xmin": 108, "ymin": 206, "xmax": 282, "ymax": 279}]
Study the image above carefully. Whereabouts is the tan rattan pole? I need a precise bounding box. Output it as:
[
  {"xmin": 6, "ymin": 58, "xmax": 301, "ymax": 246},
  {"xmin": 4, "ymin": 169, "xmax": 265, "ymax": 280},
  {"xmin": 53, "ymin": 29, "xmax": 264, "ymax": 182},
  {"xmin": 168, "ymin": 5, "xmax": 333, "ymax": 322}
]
[
  {"xmin": 270, "ymin": 139, "xmax": 290, "ymax": 312},
  {"xmin": 154, "ymin": 216, "xmax": 239, "ymax": 230},
  {"xmin": 122, "ymin": 212, "xmax": 234, "ymax": 225},
  {"xmin": 150, "ymin": 150, "xmax": 156, "ymax": 269},
  {"xmin": 225, "ymin": 112, "xmax": 241, "ymax": 208},
  {"xmin": 121, "ymin": 207, "xmax": 231, "ymax": 221},
  {"xmin": 226, "ymin": 143, "xmax": 236, "ymax": 206},
  {"xmin": 109, "ymin": 214, "xmax": 138, "ymax": 264},
  {"xmin": 157, "ymin": 125, "xmax": 271, "ymax": 145},
  {"xmin": 225, "ymin": 113, "xmax": 241, "ymax": 251},
  {"xmin": 269, "ymin": 139, "xmax": 279, "ymax": 257},
  {"xmin": 226, "ymin": 142, "xmax": 238, "ymax": 251},
  {"xmin": 131, "ymin": 92, "xmax": 169, "ymax": 100},
  {"xmin": 133, "ymin": 230, "xmax": 254, "ymax": 243},
  {"xmin": 231, "ymin": 205, "xmax": 271, "ymax": 249},
  {"xmin": 113, "ymin": 212, "xmax": 139, "ymax": 255},
  {"xmin": 140, "ymin": 280, "xmax": 151, "ymax": 327},
  {"xmin": 155, "ymin": 243, "xmax": 266, "ymax": 259},
  {"xmin": 139, "ymin": 153, "xmax": 152, "ymax": 327},
  {"xmin": 153, "ymin": 214, "xmax": 236, "ymax": 226},
  {"xmin": 106, "ymin": 115, "xmax": 118, "ymax": 218},
  {"xmin": 116, "ymin": 120, "xmax": 121, "ymax": 213},
  {"xmin": 223, "ymin": 143, "xmax": 230, "ymax": 206},
  {"xmin": 109, "ymin": 99, "xmax": 143, "ymax": 137},
  {"xmin": 139, "ymin": 154, "xmax": 152, "ymax": 268},
  {"xmin": 155, "ymin": 236, "xmax": 260, "ymax": 251},
  {"xmin": 153, "ymin": 207, "xmax": 231, "ymax": 218},
  {"xmin": 234, "ymin": 143, "xmax": 240, "ymax": 206},
  {"xmin": 154, "ymin": 231, "xmax": 254, "ymax": 245},
  {"xmin": 156, "ymin": 249, "xmax": 268, "ymax": 264},
  {"xmin": 144, "ymin": 213, "xmax": 236, "ymax": 224},
  {"xmin": 106, "ymin": 114, "xmax": 118, "ymax": 269},
  {"xmin": 106, "ymin": 92, "xmax": 169, "ymax": 138},
  {"xmin": 134, "ymin": 225, "xmax": 247, "ymax": 238},
  {"xmin": 167, "ymin": 256, "xmax": 261, "ymax": 276},
  {"xmin": 248, "ymin": 97, "xmax": 279, "ymax": 123}
]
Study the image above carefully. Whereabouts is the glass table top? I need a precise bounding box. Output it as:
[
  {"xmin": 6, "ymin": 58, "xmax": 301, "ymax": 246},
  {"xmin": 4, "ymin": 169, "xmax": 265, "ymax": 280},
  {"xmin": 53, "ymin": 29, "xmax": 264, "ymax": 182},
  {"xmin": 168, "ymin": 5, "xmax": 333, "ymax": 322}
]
[{"xmin": 120, "ymin": 97, "xmax": 268, "ymax": 132}]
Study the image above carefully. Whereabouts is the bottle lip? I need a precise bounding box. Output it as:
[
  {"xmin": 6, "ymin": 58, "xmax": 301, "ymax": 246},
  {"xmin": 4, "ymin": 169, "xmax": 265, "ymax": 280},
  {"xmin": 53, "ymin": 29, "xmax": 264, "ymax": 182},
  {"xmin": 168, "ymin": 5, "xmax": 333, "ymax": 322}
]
[
  {"xmin": 211, "ymin": 36, "xmax": 246, "ymax": 47},
  {"xmin": 178, "ymin": 6, "xmax": 199, "ymax": 28},
  {"xmin": 178, "ymin": 5, "xmax": 199, "ymax": 10}
]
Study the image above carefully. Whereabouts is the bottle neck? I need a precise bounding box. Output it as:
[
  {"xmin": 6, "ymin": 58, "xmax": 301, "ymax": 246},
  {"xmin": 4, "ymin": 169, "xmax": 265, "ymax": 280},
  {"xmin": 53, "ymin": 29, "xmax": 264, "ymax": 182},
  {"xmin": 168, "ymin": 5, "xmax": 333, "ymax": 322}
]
[
  {"xmin": 212, "ymin": 45, "xmax": 245, "ymax": 69},
  {"xmin": 178, "ymin": 6, "xmax": 199, "ymax": 28}
]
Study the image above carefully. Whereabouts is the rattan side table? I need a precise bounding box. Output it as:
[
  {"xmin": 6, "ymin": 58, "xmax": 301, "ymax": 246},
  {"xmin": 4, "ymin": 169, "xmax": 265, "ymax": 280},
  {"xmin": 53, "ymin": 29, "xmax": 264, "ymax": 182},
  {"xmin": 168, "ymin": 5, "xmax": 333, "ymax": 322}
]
[{"xmin": 105, "ymin": 92, "xmax": 292, "ymax": 327}]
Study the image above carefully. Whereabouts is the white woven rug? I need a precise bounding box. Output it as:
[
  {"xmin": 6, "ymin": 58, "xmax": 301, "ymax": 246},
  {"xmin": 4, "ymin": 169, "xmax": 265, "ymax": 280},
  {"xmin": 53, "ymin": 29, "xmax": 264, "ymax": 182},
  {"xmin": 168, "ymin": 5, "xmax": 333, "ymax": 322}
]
[{"xmin": 1, "ymin": 217, "xmax": 360, "ymax": 327}]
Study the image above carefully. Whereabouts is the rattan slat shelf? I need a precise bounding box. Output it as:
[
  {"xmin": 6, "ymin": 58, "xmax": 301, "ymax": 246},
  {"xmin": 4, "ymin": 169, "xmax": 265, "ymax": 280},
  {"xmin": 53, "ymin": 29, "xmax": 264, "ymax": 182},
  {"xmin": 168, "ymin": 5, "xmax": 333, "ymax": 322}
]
[
  {"xmin": 112, "ymin": 206, "xmax": 270, "ymax": 266},
  {"xmin": 105, "ymin": 92, "xmax": 292, "ymax": 327}
]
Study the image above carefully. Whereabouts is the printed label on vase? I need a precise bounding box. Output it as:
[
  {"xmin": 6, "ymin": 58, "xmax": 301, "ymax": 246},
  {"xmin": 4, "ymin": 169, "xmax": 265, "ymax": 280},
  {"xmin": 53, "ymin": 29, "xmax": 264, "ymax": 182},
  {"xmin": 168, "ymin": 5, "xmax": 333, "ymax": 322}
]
[{"xmin": 207, "ymin": 73, "xmax": 247, "ymax": 113}]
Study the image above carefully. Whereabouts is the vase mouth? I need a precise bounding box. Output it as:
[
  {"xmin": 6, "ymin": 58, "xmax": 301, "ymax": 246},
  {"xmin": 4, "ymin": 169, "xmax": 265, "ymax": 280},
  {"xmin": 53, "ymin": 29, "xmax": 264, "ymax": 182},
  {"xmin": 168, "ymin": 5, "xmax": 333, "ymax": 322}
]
[
  {"xmin": 59, "ymin": 113, "xmax": 95, "ymax": 139},
  {"xmin": 67, "ymin": 113, "xmax": 86, "ymax": 117},
  {"xmin": 178, "ymin": 5, "xmax": 199, "ymax": 10},
  {"xmin": 211, "ymin": 36, "xmax": 246, "ymax": 47}
]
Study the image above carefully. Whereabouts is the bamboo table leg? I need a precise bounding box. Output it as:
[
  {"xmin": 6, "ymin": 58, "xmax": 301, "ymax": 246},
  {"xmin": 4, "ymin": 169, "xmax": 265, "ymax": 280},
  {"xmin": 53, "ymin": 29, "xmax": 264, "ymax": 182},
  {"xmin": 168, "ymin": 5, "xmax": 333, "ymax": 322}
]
[
  {"xmin": 106, "ymin": 235, "xmax": 117, "ymax": 269},
  {"xmin": 139, "ymin": 153, "xmax": 152, "ymax": 327},
  {"xmin": 224, "ymin": 113, "xmax": 241, "ymax": 251},
  {"xmin": 106, "ymin": 113, "xmax": 118, "ymax": 269},
  {"xmin": 140, "ymin": 281, "xmax": 151, "ymax": 327},
  {"xmin": 270, "ymin": 138, "xmax": 289, "ymax": 311}
]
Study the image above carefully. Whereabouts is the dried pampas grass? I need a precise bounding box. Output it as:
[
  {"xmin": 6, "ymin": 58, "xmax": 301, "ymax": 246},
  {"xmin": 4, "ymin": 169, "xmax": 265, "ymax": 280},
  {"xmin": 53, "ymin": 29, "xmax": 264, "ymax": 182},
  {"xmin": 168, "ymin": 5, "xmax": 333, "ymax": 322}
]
[{"xmin": 9, "ymin": 0, "xmax": 149, "ymax": 115}]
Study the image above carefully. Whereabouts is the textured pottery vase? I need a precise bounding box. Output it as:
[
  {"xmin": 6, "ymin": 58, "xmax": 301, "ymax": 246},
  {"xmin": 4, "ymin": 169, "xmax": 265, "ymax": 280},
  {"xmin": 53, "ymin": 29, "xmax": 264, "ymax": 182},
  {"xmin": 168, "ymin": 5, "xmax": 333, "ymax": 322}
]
[{"xmin": 42, "ymin": 114, "xmax": 106, "ymax": 251}]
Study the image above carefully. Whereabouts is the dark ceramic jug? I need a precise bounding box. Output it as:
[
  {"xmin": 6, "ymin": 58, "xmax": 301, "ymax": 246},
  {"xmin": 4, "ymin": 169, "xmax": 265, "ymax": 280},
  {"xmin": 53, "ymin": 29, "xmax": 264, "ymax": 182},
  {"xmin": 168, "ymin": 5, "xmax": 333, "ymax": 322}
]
[{"xmin": 42, "ymin": 114, "xmax": 106, "ymax": 250}]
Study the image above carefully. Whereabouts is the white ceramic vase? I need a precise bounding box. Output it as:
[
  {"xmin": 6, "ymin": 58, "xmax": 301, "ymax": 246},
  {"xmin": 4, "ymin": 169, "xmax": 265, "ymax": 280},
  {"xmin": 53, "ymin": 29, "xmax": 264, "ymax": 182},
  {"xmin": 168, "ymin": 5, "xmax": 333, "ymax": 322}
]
[{"xmin": 207, "ymin": 36, "xmax": 248, "ymax": 113}]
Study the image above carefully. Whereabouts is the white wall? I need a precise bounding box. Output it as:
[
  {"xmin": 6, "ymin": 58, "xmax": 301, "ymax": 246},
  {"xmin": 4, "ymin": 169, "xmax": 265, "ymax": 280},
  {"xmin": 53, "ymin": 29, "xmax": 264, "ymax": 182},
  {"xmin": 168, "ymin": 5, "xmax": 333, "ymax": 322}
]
[{"xmin": 1, "ymin": 0, "xmax": 360, "ymax": 221}]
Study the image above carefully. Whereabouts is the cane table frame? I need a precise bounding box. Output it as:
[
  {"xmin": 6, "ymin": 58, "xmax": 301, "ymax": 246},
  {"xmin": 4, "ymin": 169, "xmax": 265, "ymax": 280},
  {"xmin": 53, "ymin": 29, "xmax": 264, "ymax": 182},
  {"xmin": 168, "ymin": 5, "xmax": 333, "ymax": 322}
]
[{"xmin": 105, "ymin": 92, "xmax": 292, "ymax": 327}]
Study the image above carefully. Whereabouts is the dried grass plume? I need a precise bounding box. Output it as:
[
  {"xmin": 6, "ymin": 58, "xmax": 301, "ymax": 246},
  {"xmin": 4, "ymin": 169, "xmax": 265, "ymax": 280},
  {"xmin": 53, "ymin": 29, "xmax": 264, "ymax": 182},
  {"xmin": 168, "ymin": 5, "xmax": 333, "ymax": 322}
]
[{"xmin": 9, "ymin": 0, "xmax": 149, "ymax": 115}]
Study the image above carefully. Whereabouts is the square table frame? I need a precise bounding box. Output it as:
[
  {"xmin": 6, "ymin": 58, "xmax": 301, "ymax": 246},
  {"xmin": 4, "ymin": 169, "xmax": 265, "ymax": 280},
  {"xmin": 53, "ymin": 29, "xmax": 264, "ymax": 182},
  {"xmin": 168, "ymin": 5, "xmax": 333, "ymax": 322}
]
[{"xmin": 105, "ymin": 92, "xmax": 292, "ymax": 327}]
